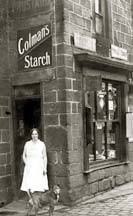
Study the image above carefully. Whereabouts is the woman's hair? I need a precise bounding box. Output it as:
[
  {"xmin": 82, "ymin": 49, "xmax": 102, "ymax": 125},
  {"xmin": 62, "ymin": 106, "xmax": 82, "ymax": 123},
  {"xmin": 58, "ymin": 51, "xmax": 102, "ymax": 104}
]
[{"xmin": 30, "ymin": 128, "xmax": 39, "ymax": 135}]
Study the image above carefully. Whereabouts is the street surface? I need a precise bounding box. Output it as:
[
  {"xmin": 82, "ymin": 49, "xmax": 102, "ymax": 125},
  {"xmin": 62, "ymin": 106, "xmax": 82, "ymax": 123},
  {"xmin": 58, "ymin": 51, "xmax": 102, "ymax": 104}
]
[
  {"xmin": 1, "ymin": 182, "xmax": 133, "ymax": 216},
  {"xmin": 54, "ymin": 194, "xmax": 133, "ymax": 216}
]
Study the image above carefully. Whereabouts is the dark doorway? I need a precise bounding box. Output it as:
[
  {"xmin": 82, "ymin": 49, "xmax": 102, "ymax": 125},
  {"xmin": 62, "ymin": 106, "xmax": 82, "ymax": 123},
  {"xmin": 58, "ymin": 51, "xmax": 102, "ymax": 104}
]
[{"xmin": 14, "ymin": 98, "xmax": 41, "ymax": 196}]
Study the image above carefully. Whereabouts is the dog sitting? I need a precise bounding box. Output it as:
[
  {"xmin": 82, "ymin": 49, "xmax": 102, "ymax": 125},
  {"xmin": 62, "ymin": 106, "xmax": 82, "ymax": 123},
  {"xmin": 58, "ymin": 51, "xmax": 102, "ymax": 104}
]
[{"xmin": 27, "ymin": 185, "xmax": 60, "ymax": 216}]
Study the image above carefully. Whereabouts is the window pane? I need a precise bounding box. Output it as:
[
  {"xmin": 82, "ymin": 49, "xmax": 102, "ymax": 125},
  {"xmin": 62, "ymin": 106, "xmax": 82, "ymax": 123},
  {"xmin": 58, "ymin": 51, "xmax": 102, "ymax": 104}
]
[
  {"xmin": 95, "ymin": 122, "xmax": 106, "ymax": 160},
  {"xmin": 95, "ymin": 0, "xmax": 102, "ymax": 14},
  {"xmin": 107, "ymin": 122, "xmax": 118, "ymax": 159},
  {"xmin": 89, "ymin": 121, "xmax": 118, "ymax": 161},
  {"xmin": 89, "ymin": 122, "xmax": 106, "ymax": 161},
  {"xmin": 95, "ymin": 0, "xmax": 99, "ymax": 13},
  {"xmin": 87, "ymin": 91, "xmax": 96, "ymax": 119},
  {"xmin": 96, "ymin": 82, "xmax": 106, "ymax": 120},
  {"xmin": 87, "ymin": 80, "xmax": 120, "ymax": 163},
  {"xmin": 96, "ymin": 14, "xmax": 103, "ymax": 34},
  {"xmin": 108, "ymin": 83, "xmax": 118, "ymax": 120}
]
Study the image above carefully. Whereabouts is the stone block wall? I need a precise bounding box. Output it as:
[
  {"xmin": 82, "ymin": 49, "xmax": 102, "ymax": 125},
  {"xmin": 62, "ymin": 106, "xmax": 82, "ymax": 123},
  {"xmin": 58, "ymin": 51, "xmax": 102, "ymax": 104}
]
[
  {"xmin": 42, "ymin": 72, "xmax": 83, "ymax": 203},
  {"xmin": 0, "ymin": 80, "xmax": 12, "ymax": 205},
  {"xmin": 63, "ymin": 0, "xmax": 92, "ymax": 38},
  {"xmin": 112, "ymin": 0, "xmax": 133, "ymax": 61},
  {"xmin": 67, "ymin": 164, "xmax": 131, "ymax": 203},
  {"xmin": 128, "ymin": 142, "xmax": 133, "ymax": 180},
  {"xmin": 89, "ymin": 165, "xmax": 130, "ymax": 192},
  {"xmin": 8, "ymin": 0, "xmax": 54, "ymax": 75},
  {"xmin": 40, "ymin": 0, "xmax": 84, "ymax": 203},
  {"xmin": 0, "ymin": 0, "xmax": 10, "ymax": 78},
  {"xmin": 62, "ymin": 0, "xmax": 133, "ymax": 59},
  {"xmin": 0, "ymin": 1, "xmax": 12, "ymax": 205}
]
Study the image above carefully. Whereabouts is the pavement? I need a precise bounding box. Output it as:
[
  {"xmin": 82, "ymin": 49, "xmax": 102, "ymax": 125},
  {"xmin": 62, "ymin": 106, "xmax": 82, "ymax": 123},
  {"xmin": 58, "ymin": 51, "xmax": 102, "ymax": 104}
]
[{"xmin": 1, "ymin": 182, "xmax": 133, "ymax": 215}]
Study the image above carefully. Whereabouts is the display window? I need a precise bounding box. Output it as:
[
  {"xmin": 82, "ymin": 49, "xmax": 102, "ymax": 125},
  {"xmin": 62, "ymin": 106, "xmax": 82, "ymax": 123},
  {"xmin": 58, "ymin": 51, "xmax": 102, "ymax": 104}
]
[{"xmin": 85, "ymin": 80, "xmax": 121, "ymax": 162}]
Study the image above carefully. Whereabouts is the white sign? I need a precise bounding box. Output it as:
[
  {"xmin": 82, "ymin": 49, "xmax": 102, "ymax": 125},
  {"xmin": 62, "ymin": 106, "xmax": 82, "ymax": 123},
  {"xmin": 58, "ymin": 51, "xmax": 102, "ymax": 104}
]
[
  {"xmin": 109, "ymin": 100, "xmax": 114, "ymax": 110},
  {"xmin": 126, "ymin": 112, "xmax": 133, "ymax": 138},
  {"xmin": 111, "ymin": 44, "xmax": 128, "ymax": 61},
  {"xmin": 74, "ymin": 33, "xmax": 96, "ymax": 52}
]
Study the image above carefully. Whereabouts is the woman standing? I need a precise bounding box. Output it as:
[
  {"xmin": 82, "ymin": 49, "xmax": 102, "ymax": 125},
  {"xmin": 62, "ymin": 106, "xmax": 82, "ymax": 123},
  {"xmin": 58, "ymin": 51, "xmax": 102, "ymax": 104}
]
[{"xmin": 20, "ymin": 128, "xmax": 49, "ymax": 195}]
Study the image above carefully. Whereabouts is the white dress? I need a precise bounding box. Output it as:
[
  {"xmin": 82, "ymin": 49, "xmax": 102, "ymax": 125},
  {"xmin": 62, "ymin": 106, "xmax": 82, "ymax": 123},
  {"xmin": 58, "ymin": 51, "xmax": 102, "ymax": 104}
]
[{"xmin": 20, "ymin": 140, "xmax": 49, "ymax": 193}]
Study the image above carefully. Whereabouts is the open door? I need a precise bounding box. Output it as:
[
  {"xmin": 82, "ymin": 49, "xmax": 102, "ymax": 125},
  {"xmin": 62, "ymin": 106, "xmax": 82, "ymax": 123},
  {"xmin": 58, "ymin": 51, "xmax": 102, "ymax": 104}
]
[
  {"xmin": 13, "ymin": 84, "xmax": 42, "ymax": 197},
  {"xmin": 14, "ymin": 98, "xmax": 41, "ymax": 195}
]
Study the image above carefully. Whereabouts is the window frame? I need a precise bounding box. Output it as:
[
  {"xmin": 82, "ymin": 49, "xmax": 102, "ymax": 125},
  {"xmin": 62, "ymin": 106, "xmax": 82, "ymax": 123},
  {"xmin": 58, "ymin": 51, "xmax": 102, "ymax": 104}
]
[
  {"xmin": 93, "ymin": 0, "xmax": 112, "ymax": 39},
  {"xmin": 83, "ymin": 78, "xmax": 127, "ymax": 172}
]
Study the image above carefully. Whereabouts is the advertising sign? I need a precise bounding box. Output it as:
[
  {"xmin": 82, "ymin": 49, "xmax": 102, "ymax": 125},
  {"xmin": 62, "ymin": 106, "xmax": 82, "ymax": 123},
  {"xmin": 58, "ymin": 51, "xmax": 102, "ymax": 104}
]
[
  {"xmin": 111, "ymin": 44, "xmax": 128, "ymax": 61},
  {"xmin": 74, "ymin": 33, "xmax": 96, "ymax": 52},
  {"xmin": 17, "ymin": 24, "xmax": 52, "ymax": 71}
]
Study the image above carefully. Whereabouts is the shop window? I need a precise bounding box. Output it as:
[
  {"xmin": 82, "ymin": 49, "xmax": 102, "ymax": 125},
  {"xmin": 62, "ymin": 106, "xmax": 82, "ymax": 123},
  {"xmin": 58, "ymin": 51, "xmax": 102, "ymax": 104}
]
[{"xmin": 85, "ymin": 80, "xmax": 121, "ymax": 163}]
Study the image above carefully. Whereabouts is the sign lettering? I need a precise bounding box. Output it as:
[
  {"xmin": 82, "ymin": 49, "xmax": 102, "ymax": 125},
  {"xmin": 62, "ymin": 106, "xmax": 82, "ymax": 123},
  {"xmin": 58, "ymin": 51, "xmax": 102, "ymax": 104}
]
[{"xmin": 17, "ymin": 24, "xmax": 52, "ymax": 70}]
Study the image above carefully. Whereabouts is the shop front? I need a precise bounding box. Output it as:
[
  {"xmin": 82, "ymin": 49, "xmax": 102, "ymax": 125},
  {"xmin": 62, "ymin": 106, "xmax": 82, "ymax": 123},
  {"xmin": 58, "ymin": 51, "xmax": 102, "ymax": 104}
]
[{"xmin": 70, "ymin": 52, "xmax": 132, "ymax": 200}]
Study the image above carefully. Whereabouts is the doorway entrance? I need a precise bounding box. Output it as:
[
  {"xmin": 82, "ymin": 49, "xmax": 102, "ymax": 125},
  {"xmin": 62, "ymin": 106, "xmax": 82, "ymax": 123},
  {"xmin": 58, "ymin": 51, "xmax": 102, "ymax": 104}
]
[{"xmin": 13, "ymin": 90, "xmax": 42, "ymax": 196}]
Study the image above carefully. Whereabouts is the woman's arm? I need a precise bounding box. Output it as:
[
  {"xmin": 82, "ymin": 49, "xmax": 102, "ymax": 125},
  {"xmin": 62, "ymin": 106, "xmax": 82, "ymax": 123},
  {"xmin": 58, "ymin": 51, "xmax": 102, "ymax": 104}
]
[
  {"xmin": 22, "ymin": 143, "xmax": 27, "ymax": 165},
  {"xmin": 42, "ymin": 143, "xmax": 47, "ymax": 174}
]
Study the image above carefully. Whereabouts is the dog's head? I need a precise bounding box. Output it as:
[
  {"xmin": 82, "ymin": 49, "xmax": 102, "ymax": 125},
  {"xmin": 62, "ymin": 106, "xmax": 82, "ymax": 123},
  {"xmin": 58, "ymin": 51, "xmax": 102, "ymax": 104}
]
[{"xmin": 52, "ymin": 185, "xmax": 60, "ymax": 201}]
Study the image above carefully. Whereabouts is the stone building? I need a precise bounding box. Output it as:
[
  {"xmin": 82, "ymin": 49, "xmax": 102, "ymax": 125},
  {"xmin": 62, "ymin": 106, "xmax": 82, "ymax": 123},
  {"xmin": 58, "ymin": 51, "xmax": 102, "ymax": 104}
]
[{"xmin": 0, "ymin": 0, "xmax": 133, "ymax": 205}]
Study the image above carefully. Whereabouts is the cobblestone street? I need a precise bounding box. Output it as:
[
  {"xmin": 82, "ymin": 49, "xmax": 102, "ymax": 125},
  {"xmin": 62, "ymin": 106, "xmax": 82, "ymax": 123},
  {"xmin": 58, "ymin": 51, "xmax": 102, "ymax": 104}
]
[
  {"xmin": 1, "ymin": 182, "xmax": 133, "ymax": 216},
  {"xmin": 54, "ymin": 194, "xmax": 133, "ymax": 216}
]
